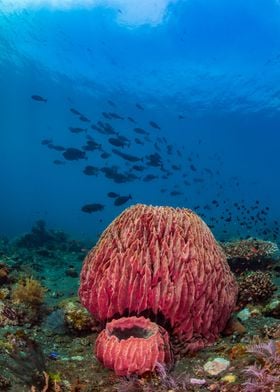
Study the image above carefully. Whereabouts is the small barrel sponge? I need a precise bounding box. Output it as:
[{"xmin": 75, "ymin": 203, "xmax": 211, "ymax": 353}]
[
  {"xmin": 79, "ymin": 204, "xmax": 238, "ymax": 359},
  {"xmin": 95, "ymin": 316, "xmax": 172, "ymax": 375}
]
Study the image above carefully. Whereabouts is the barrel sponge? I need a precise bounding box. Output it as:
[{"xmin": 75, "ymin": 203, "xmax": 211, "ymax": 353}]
[{"xmin": 79, "ymin": 204, "xmax": 238, "ymax": 354}]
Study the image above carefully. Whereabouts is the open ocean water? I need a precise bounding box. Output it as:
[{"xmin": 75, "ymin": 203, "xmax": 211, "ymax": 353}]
[{"xmin": 0, "ymin": 1, "xmax": 280, "ymax": 391}]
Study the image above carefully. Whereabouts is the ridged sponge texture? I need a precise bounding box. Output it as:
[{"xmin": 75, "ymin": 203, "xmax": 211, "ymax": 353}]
[
  {"xmin": 95, "ymin": 316, "xmax": 172, "ymax": 375},
  {"xmin": 79, "ymin": 204, "xmax": 238, "ymax": 354}
]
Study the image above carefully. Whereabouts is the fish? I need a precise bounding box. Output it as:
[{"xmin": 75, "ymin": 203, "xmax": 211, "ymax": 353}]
[
  {"xmin": 107, "ymin": 192, "xmax": 119, "ymax": 198},
  {"xmin": 170, "ymin": 191, "xmax": 183, "ymax": 196},
  {"xmin": 135, "ymin": 138, "xmax": 144, "ymax": 145},
  {"xmin": 114, "ymin": 194, "xmax": 132, "ymax": 206},
  {"xmin": 132, "ymin": 165, "xmax": 146, "ymax": 171},
  {"xmin": 48, "ymin": 144, "xmax": 66, "ymax": 151},
  {"xmin": 41, "ymin": 139, "xmax": 52, "ymax": 145},
  {"xmin": 134, "ymin": 127, "xmax": 149, "ymax": 135},
  {"xmin": 70, "ymin": 108, "xmax": 81, "ymax": 115},
  {"xmin": 109, "ymin": 112, "xmax": 124, "ymax": 120},
  {"xmin": 81, "ymin": 203, "xmax": 104, "ymax": 213},
  {"xmin": 82, "ymin": 140, "xmax": 101, "ymax": 151},
  {"xmin": 63, "ymin": 148, "xmax": 86, "ymax": 161},
  {"xmin": 127, "ymin": 117, "xmax": 136, "ymax": 123},
  {"xmin": 108, "ymin": 137, "xmax": 129, "ymax": 148},
  {"xmin": 149, "ymin": 121, "xmax": 161, "ymax": 130},
  {"xmin": 136, "ymin": 103, "xmax": 144, "ymax": 110},
  {"xmin": 69, "ymin": 127, "xmax": 87, "ymax": 133},
  {"xmin": 53, "ymin": 160, "xmax": 65, "ymax": 165},
  {"xmin": 143, "ymin": 174, "xmax": 158, "ymax": 182},
  {"xmin": 31, "ymin": 95, "xmax": 47, "ymax": 102},
  {"xmin": 83, "ymin": 165, "xmax": 99, "ymax": 176},
  {"xmin": 146, "ymin": 153, "xmax": 162, "ymax": 167},
  {"xmin": 112, "ymin": 148, "xmax": 142, "ymax": 162},
  {"xmin": 107, "ymin": 100, "xmax": 116, "ymax": 107},
  {"xmin": 100, "ymin": 151, "xmax": 111, "ymax": 159},
  {"xmin": 178, "ymin": 114, "xmax": 185, "ymax": 119},
  {"xmin": 102, "ymin": 112, "xmax": 113, "ymax": 119},
  {"xmin": 79, "ymin": 115, "xmax": 90, "ymax": 122},
  {"xmin": 101, "ymin": 167, "xmax": 139, "ymax": 183}
]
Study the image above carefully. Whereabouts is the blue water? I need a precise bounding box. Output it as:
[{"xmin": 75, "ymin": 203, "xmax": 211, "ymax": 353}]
[{"xmin": 1, "ymin": 0, "xmax": 280, "ymax": 243}]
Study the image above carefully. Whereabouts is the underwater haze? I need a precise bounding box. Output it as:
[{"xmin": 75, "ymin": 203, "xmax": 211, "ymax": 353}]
[{"xmin": 1, "ymin": 0, "xmax": 280, "ymax": 243}]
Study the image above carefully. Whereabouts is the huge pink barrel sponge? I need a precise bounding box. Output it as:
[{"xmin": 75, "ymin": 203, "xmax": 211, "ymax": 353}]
[{"xmin": 79, "ymin": 204, "xmax": 238, "ymax": 375}]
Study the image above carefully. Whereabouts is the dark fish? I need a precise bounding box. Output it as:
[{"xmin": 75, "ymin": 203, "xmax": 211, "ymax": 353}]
[
  {"xmin": 101, "ymin": 167, "xmax": 139, "ymax": 183},
  {"xmin": 149, "ymin": 121, "xmax": 161, "ymax": 130},
  {"xmin": 82, "ymin": 140, "xmax": 101, "ymax": 151},
  {"xmin": 102, "ymin": 112, "xmax": 112, "ymax": 119},
  {"xmin": 108, "ymin": 137, "xmax": 129, "ymax": 148},
  {"xmin": 97, "ymin": 121, "xmax": 117, "ymax": 135},
  {"xmin": 41, "ymin": 139, "xmax": 52, "ymax": 145},
  {"xmin": 136, "ymin": 103, "xmax": 144, "ymax": 110},
  {"xmin": 132, "ymin": 165, "xmax": 146, "ymax": 171},
  {"xmin": 83, "ymin": 165, "xmax": 99, "ymax": 176},
  {"xmin": 31, "ymin": 95, "xmax": 47, "ymax": 102},
  {"xmin": 48, "ymin": 144, "xmax": 66, "ymax": 151},
  {"xmin": 114, "ymin": 194, "xmax": 132, "ymax": 206},
  {"xmin": 170, "ymin": 190, "xmax": 183, "ymax": 196},
  {"xmin": 143, "ymin": 174, "xmax": 158, "ymax": 182},
  {"xmin": 190, "ymin": 164, "xmax": 197, "ymax": 171},
  {"xmin": 109, "ymin": 112, "xmax": 124, "ymax": 120},
  {"xmin": 69, "ymin": 127, "xmax": 87, "ymax": 133},
  {"xmin": 70, "ymin": 108, "xmax": 81, "ymax": 115},
  {"xmin": 146, "ymin": 153, "xmax": 162, "ymax": 167},
  {"xmin": 63, "ymin": 148, "xmax": 86, "ymax": 161},
  {"xmin": 134, "ymin": 127, "xmax": 148, "ymax": 135},
  {"xmin": 53, "ymin": 160, "xmax": 65, "ymax": 165},
  {"xmin": 112, "ymin": 148, "xmax": 142, "ymax": 162},
  {"xmin": 127, "ymin": 116, "xmax": 136, "ymax": 123},
  {"xmin": 135, "ymin": 138, "xmax": 144, "ymax": 145},
  {"xmin": 107, "ymin": 192, "xmax": 119, "ymax": 198},
  {"xmin": 100, "ymin": 151, "xmax": 111, "ymax": 159},
  {"xmin": 79, "ymin": 115, "xmax": 90, "ymax": 122},
  {"xmin": 107, "ymin": 100, "xmax": 116, "ymax": 107},
  {"xmin": 81, "ymin": 203, "xmax": 104, "ymax": 213},
  {"xmin": 178, "ymin": 114, "xmax": 185, "ymax": 119}
]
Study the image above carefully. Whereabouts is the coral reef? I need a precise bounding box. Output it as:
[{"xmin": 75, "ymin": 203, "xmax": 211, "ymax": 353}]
[
  {"xmin": 0, "ymin": 332, "xmax": 46, "ymax": 389},
  {"xmin": 220, "ymin": 238, "xmax": 279, "ymax": 272},
  {"xmin": 238, "ymin": 271, "xmax": 276, "ymax": 306},
  {"xmin": 0, "ymin": 262, "xmax": 9, "ymax": 285},
  {"xmin": 79, "ymin": 204, "xmax": 238, "ymax": 375}
]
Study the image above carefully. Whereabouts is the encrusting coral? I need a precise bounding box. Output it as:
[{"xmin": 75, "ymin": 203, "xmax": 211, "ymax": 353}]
[{"xmin": 79, "ymin": 204, "xmax": 238, "ymax": 375}]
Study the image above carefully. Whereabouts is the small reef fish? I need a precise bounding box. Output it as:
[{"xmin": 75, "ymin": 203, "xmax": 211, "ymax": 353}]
[
  {"xmin": 63, "ymin": 148, "xmax": 86, "ymax": 161},
  {"xmin": 114, "ymin": 195, "xmax": 132, "ymax": 206},
  {"xmin": 81, "ymin": 203, "xmax": 105, "ymax": 213},
  {"xmin": 69, "ymin": 127, "xmax": 87, "ymax": 133},
  {"xmin": 149, "ymin": 121, "xmax": 161, "ymax": 130},
  {"xmin": 107, "ymin": 192, "xmax": 119, "ymax": 198},
  {"xmin": 31, "ymin": 95, "xmax": 47, "ymax": 102}
]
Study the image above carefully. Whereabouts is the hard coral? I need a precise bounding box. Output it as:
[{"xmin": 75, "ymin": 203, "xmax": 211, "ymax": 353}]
[
  {"xmin": 238, "ymin": 271, "xmax": 275, "ymax": 306},
  {"xmin": 220, "ymin": 239, "xmax": 279, "ymax": 273},
  {"xmin": 79, "ymin": 204, "xmax": 238, "ymax": 375},
  {"xmin": 12, "ymin": 277, "xmax": 46, "ymax": 306}
]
